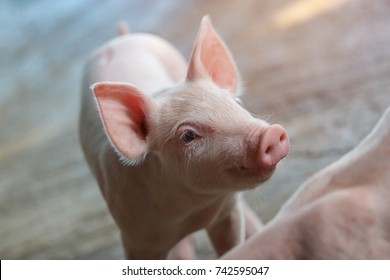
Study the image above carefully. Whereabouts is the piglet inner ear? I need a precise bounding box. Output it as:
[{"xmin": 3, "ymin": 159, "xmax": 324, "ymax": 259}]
[
  {"xmin": 187, "ymin": 16, "xmax": 239, "ymax": 94},
  {"xmin": 91, "ymin": 82, "xmax": 152, "ymax": 162}
]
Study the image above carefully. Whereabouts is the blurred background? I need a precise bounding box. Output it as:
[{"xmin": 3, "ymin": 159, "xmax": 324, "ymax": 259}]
[{"xmin": 1, "ymin": 0, "xmax": 389, "ymax": 259}]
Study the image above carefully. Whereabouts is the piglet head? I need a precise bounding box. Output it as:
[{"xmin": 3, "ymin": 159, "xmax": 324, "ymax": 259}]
[{"xmin": 92, "ymin": 16, "xmax": 289, "ymax": 193}]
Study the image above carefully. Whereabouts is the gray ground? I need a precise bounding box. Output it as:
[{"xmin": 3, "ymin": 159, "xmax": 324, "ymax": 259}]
[{"xmin": 1, "ymin": 0, "xmax": 389, "ymax": 259}]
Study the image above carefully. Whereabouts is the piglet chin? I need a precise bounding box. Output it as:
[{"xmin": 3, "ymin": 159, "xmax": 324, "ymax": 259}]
[{"xmin": 229, "ymin": 164, "xmax": 276, "ymax": 184}]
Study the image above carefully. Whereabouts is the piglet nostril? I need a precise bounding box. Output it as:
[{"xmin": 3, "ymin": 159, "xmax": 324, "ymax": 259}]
[
  {"xmin": 279, "ymin": 132, "xmax": 286, "ymax": 143},
  {"xmin": 265, "ymin": 145, "xmax": 273, "ymax": 154}
]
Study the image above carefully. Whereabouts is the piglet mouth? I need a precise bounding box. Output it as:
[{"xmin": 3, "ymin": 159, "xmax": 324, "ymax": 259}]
[{"xmin": 229, "ymin": 165, "xmax": 276, "ymax": 181}]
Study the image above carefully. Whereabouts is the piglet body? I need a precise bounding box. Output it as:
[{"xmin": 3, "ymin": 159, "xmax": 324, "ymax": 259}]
[{"xmin": 79, "ymin": 17, "xmax": 289, "ymax": 259}]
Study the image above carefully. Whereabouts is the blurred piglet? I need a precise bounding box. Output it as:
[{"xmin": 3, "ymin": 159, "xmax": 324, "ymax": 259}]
[{"xmin": 79, "ymin": 16, "xmax": 289, "ymax": 259}]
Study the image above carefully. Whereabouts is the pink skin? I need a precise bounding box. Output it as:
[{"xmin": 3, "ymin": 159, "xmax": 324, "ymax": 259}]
[
  {"xmin": 79, "ymin": 16, "xmax": 289, "ymax": 259},
  {"xmin": 259, "ymin": 124, "xmax": 289, "ymax": 167},
  {"xmin": 222, "ymin": 106, "xmax": 390, "ymax": 259}
]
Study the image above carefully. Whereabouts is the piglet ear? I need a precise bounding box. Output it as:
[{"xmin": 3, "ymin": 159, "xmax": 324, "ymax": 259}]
[
  {"xmin": 92, "ymin": 82, "xmax": 152, "ymax": 163},
  {"xmin": 187, "ymin": 16, "xmax": 239, "ymax": 94}
]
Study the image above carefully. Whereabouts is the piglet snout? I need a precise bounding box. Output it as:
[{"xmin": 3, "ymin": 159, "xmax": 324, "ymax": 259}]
[{"xmin": 258, "ymin": 124, "xmax": 290, "ymax": 167}]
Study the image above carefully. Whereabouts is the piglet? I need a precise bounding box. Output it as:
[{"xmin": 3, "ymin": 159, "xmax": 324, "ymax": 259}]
[
  {"xmin": 79, "ymin": 16, "xmax": 289, "ymax": 259},
  {"xmin": 223, "ymin": 106, "xmax": 390, "ymax": 259}
]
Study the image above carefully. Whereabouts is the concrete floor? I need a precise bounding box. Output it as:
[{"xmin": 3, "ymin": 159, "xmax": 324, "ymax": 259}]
[{"xmin": 1, "ymin": 0, "xmax": 389, "ymax": 259}]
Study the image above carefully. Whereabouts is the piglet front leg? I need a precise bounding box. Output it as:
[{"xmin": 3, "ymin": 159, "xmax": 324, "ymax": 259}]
[
  {"xmin": 167, "ymin": 235, "xmax": 197, "ymax": 260},
  {"xmin": 207, "ymin": 205, "xmax": 244, "ymax": 256},
  {"xmin": 242, "ymin": 200, "xmax": 263, "ymax": 238},
  {"xmin": 168, "ymin": 198, "xmax": 262, "ymax": 259},
  {"xmin": 207, "ymin": 196, "xmax": 263, "ymax": 257}
]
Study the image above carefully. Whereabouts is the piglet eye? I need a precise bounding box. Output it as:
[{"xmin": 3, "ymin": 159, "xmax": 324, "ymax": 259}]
[{"xmin": 180, "ymin": 130, "xmax": 197, "ymax": 144}]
